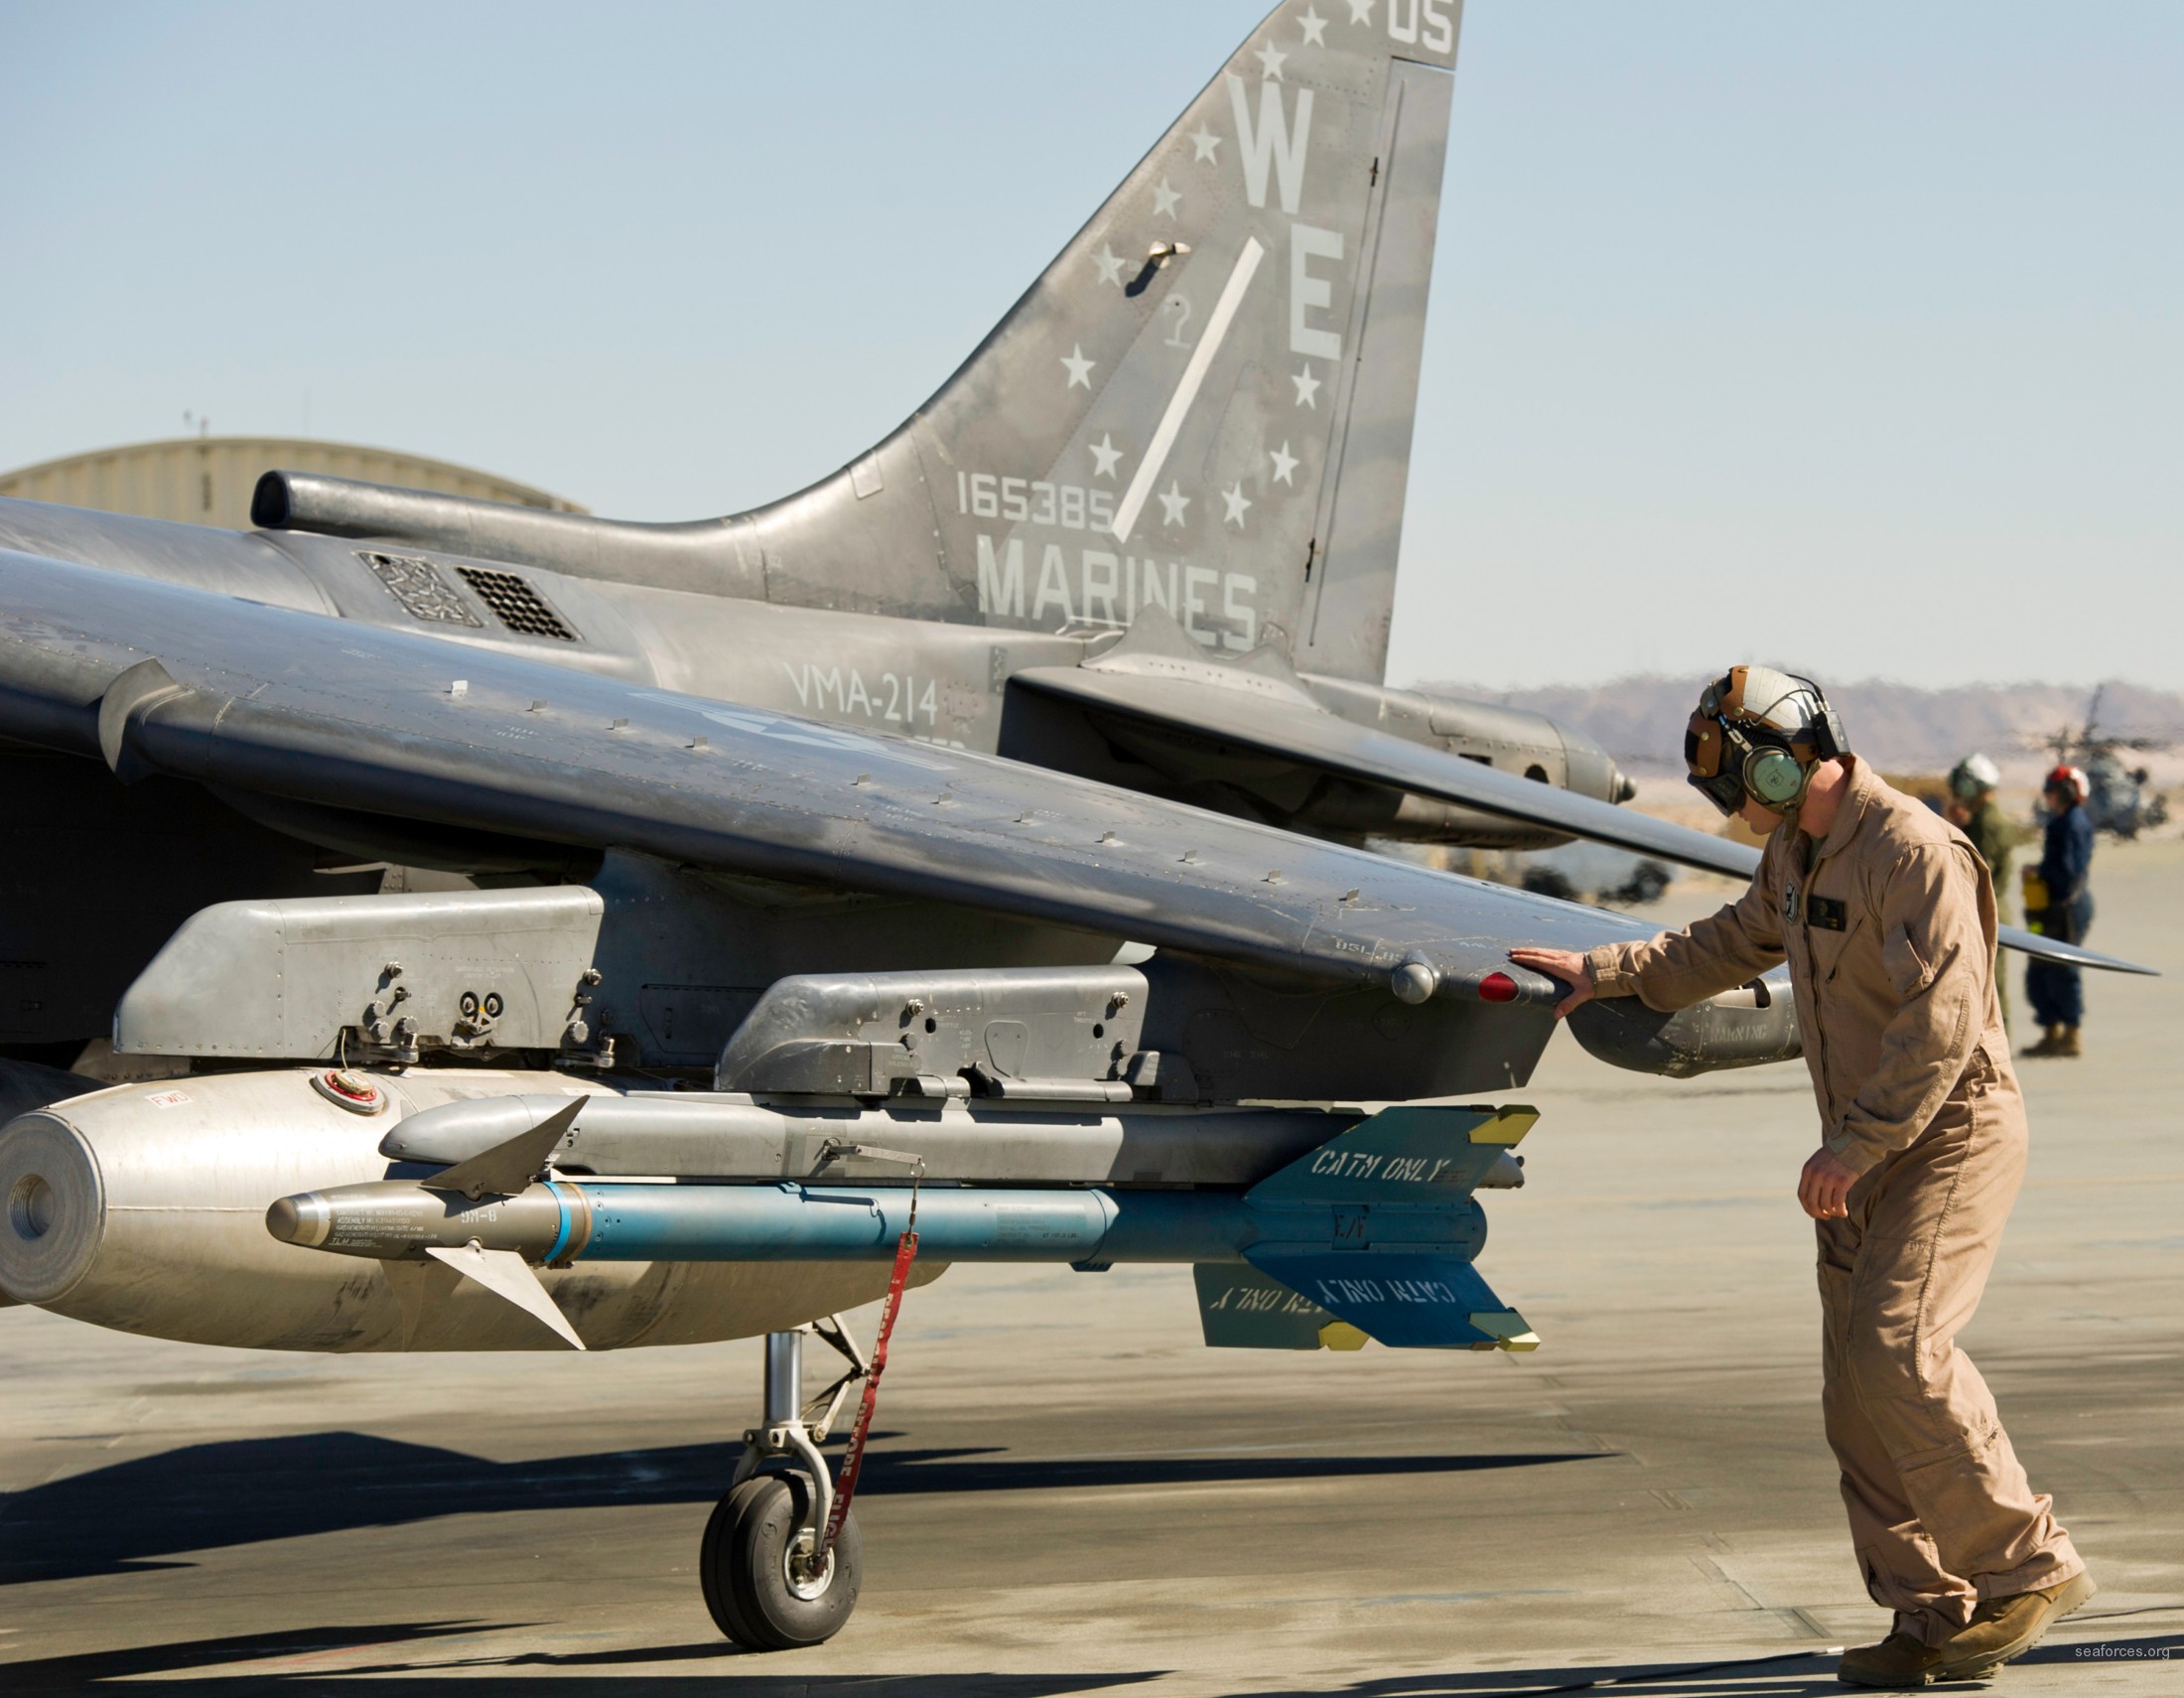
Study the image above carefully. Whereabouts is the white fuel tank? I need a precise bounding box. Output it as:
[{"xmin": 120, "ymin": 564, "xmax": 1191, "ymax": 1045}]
[{"xmin": 0, "ymin": 1067, "xmax": 931, "ymax": 1351}]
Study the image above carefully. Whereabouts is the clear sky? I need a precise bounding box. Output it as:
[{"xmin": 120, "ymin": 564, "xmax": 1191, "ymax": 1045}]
[{"xmin": 3, "ymin": 2, "xmax": 2178, "ymax": 690}]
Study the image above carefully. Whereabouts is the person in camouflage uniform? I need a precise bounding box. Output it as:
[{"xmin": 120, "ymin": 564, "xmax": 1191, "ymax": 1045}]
[{"xmin": 1946, "ymin": 755, "xmax": 2019, "ymax": 1031}]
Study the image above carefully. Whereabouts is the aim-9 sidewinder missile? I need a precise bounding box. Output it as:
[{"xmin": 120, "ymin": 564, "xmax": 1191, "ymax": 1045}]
[{"xmin": 265, "ymin": 1090, "xmax": 1536, "ymax": 1352}]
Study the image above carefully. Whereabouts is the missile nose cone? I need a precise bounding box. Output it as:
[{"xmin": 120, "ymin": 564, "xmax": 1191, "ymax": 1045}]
[{"xmin": 265, "ymin": 1193, "xmax": 331, "ymax": 1248}]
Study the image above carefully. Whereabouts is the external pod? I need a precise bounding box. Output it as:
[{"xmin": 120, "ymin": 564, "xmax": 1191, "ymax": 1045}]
[
  {"xmin": 1566, "ymin": 974, "xmax": 1801, "ymax": 1078},
  {"xmin": 0, "ymin": 1113, "xmax": 105, "ymax": 1305},
  {"xmin": 0, "ymin": 1069, "xmax": 924, "ymax": 1351}
]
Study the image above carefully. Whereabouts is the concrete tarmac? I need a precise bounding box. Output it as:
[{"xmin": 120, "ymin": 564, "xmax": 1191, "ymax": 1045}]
[{"xmin": 4, "ymin": 845, "xmax": 2181, "ymax": 1695}]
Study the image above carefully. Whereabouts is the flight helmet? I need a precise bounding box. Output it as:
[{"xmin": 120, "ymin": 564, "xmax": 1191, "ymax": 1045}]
[
  {"xmin": 1684, "ymin": 664, "xmax": 1848, "ymax": 820},
  {"xmin": 1950, "ymin": 753, "xmax": 2001, "ymax": 800},
  {"xmin": 2044, "ymin": 764, "xmax": 2090, "ymax": 807}
]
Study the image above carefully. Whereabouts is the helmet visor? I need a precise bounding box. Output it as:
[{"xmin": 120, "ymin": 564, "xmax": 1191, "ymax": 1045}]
[
  {"xmin": 1685, "ymin": 711, "xmax": 1725, "ymax": 778},
  {"xmin": 1686, "ymin": 766, "xmax": 1748, "ymax": 818},
  {"xmin": 1685, "ymin": 709, "xmax": 1744, "ymax": 815}
]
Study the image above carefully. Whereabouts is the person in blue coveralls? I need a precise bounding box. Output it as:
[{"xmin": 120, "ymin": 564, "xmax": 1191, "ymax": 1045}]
[{"xmin": 2022, "ymin": 766, "xmax": 2095, "ymax": 1059}]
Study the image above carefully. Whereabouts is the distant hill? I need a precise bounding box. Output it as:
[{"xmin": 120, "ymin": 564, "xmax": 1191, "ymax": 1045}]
[{"xmin": 1411, "ymin": 675, "xmax": 2184, "ymax": 782}]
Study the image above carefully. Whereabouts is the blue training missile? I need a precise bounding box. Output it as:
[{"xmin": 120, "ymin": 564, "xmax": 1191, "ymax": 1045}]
[
  {"xmin": 266, "ymin": 1176, "xmax": 1488, "ymax": 1269},
  {"xmin": 265, "ymin": 1101, "xmax": 1538, "ymax": 1351}
]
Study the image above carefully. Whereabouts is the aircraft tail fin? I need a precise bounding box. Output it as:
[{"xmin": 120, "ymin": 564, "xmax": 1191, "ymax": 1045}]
[{"xmin": 732, "ymin": 0, "xmax": 1462, "ymax": 682}]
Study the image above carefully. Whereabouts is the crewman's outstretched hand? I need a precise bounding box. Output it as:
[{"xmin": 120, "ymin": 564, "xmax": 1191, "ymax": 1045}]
[{"xmin": 1507, "ymin": 947, "xmax": 1595, "ymax": 1020}]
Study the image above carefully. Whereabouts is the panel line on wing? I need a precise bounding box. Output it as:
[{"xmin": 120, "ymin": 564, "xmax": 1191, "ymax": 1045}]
[{"xmin": 1111, "ymin": 237, "xmax": 1266, "ymax": 543}]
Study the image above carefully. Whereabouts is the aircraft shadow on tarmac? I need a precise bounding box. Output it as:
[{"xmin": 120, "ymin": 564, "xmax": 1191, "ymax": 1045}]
[
  {"xmin": 0, "ymin": 1430, "xmax": 1607, "ymax": 1586},
  {"xmin": 0, "ymin": 1620, "xmax": 1168, "ymax": 1696},
  {"xmin": 3, "ymin": 1620, "xmax": 2176, "ymax": 1698}
]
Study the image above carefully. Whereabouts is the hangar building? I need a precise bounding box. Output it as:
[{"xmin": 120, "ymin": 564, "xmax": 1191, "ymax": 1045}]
[{"xmin": 0, "ymin": 437, "xmax": 584, "ymax": 530}]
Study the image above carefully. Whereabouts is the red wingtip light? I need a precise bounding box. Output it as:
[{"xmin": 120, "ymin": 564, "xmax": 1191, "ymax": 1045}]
[{"xmin": 1478, "ymin": 971, "xmax": 1519, "ymax": 1004}]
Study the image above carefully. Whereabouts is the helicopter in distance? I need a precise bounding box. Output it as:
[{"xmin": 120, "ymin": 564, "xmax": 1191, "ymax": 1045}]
[{"xmin": 2030, "ymin": 686, "xmax": 2173, "ymax": 838}]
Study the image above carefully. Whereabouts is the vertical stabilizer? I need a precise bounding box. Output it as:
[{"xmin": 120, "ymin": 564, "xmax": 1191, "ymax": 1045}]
[{"xmin": 736, "ymin": 0, "xmax": 1460, "ymax": 682}]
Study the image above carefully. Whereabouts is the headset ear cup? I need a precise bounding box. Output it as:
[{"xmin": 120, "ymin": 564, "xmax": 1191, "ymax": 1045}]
[{"xmin": 1746, "ymin": 748, "xmax": 1806, "ymax": 805}]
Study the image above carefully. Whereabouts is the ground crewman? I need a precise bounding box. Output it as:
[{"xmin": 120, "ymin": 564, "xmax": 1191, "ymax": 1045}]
[
  {"xmin": 1945, "ymin": 754, "xmax": 2017, "ymax": 1031},
  {"xmin": 1510, "ymin": 665, "xmax": 2092, "ymax": 1686},
  {"xmin": 2022, "ymin": 766, "xmax": 2095, "ymax": 1059}
]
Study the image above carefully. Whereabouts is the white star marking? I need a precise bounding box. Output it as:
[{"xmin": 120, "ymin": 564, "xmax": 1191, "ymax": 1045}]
[
  {"xmin": 1222, "ymin": 483, "xmax": 1252, "ymax": 527},
  {"xmin": 1152, "ymin": 177, "xmax": 1181, "ymax": 218},
  {"xmin": 1089, "ymin": 433, "xmax": 1123, "ymax": 480},
  {"xmin": 1346, "ymin": 0, "xmax": 1373, "ymax": 24},
  {"xmin": 1188, "ymin": 123, "xmax": 1221, "ymax": 163},
  {"xmin": 1256, "ymin": 40, "xmax": 1288, "ymax": 80},
  {"xmin": 1093, "ymin": 243, "xmax": 1125, "ymax": 287},
  {"xmin": 1298, "ymin": 6, "xmax": 1327, "ymax": 46},
  {"xmin": 1157, "ymin": 481, "xmax": 1190, "ymax": 527},
  {"xmin": 1061, "ymin": 345, "xmax": 1096, "ymax": 390},
  {"xmin": 1291, "ymin": 364, "xmax": 1321, "ymax": 408},
  {"xmin": 1269, "ymin": 441, "xmax": 1298, "ymax": 485}
]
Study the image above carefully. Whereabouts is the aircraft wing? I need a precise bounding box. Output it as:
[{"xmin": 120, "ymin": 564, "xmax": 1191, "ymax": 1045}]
[
  {"xmin": 1987, "ymin": 923, "xmax": 2153, "ymax": 974},
  {"xmin": 0, "ymin": 550, "xmax": 1658, "ymax": 1007},
  {"xmin": 1012, "ymin": 664, "xmax": 2154, "ymax": 977}
]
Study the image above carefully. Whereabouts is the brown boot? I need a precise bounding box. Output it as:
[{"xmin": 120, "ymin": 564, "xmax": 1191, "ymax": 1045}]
[
  {"xmin": 2021, "ymin": 1025, "xmax": 2062, "ymax": 1058},
  {"xmin": 1937, "ymin": 1569, "xmax": 2097, "ymax": 1678},
  {"xmin": 2055, "ymin": 1026, "xmax": 2082, "ymax": 1058},
  {"xmin": 1838, "ymin": 1631, "xmax": 1948, "ymax": 1687}
]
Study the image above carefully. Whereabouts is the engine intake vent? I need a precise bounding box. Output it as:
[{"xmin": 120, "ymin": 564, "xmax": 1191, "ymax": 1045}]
[
  {"xmin": 454, "ymin": 566, "xmax": 579, "ymax": 640},
  {"xmin": 361, "ymin": 552, "xmax": 483, "ymax": 629}
]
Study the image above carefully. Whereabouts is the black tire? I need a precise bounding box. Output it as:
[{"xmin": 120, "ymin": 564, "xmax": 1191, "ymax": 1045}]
[
  {"xmin": 699, "ymin": 1481, "xmax": 765, "ymax": 1646},
  {"xmin": 700, "ymin": 1472, "xmax": 861, "ymax": 1650}
]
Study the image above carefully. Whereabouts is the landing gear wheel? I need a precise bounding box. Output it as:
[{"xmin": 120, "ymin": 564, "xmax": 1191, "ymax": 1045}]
[
  {"xmin": 701, "ymin": 1471, "xmax": 862, "ymax": 1650},
  {"xmin": 699, "ymin": 1481, "xmax": 764, "ymax": 1647}
]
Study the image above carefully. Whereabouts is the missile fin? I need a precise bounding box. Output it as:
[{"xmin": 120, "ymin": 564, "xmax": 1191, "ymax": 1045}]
[
  {"xmin": 1244, "ymin": 1250, "xmax": 1535, "ymax": 1351},
  {"xmin": 1245, "ymin": 1104, "xmax": 1532, "ymax": 1205},
  {"xmin": 425, "ymin": 1242, "xmax": 587, "ymax": 1350},
  {"xmin": 426, "ymin": 1100, "xmax": 583, "ymax": 1200},
  {"xmin": 1191, "ymin": 1263, "xmax": 1337, "ymax": 1349}
]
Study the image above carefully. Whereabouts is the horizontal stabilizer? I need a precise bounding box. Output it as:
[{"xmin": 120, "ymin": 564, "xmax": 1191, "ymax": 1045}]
[
  {"xmin": 1245, "ymin": 1102, "xmax": 1534, "ymax": 1204},
  {"xmin": 1013, "ymin": 662, "xmax": 1760, "ymax": 878},
  {"xmin": 1244, "ymin": 1251, "xmax": 1537, "ymax": 1351},
  {"xmin": 424, "ymin": 1241, "xmax": 586, "ymax": 1350},
  {"xmin": 1014, "ymin": 665, "xmax": 2158, "ymax": 976}
]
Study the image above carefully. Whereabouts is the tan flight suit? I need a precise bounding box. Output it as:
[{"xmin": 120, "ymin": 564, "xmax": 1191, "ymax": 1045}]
[{"xmin": 1584, "ymin": 757, "xmax": 2084, "ymax": 1644}]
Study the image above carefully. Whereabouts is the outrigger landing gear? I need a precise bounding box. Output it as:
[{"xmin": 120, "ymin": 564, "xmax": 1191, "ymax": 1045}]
[{"xmin": 702, "ymin": 1321, "xmax": 869, "ymax": 1649}]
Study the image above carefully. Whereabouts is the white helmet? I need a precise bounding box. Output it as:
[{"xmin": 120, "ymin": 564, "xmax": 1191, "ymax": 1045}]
[
  {"xmin": 1684, "ymin": 665, "xmax": 1848, "ymax": 818},
  {"xmin": 1949, "ymin": 753, "xmax": 2001, "ymax": 800}
]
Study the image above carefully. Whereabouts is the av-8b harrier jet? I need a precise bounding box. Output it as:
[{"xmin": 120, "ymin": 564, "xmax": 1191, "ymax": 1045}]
[{"xmin": 0, "ymin": 0, "xmax": 2144, "ymax": 1650}]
